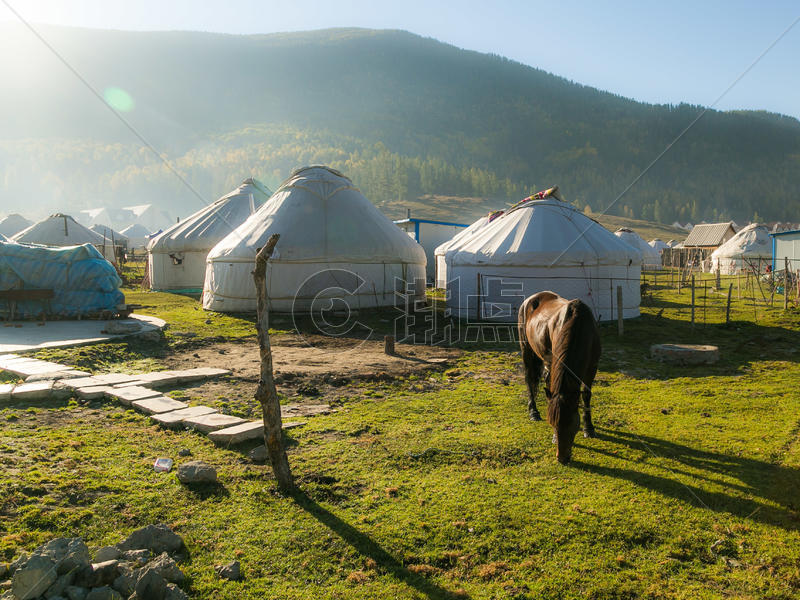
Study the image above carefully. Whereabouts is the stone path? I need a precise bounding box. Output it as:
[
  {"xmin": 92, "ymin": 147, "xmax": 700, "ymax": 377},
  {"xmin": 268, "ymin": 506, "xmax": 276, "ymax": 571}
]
[{"xmin": 0, "ymin": 354, "xmax": 312, "ymax": 449}]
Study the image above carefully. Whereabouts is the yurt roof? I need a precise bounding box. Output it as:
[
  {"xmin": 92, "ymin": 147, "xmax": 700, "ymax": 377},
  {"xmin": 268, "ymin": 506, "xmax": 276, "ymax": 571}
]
[
  {"xmin": 0, "ymin": 233, "xmax": 7, "ymax": 242},
  {"xmin": 434, "ymin": 211, "xmax": 503, "ymax": 257},
  {"xmin": 90, "ymin": 224, "xmax": 128, "ymax": 243},
  {"xmin": 208, "ymin": 165, "xmax": 426, "ymax": 265},
  {"xmin": 11, "ymin": 213, "xmax": 105, "ymax": 246},
  {"xmin": 0, "ymin": 213, "xmax": 34, "ymax": 237},
  {"xmin": 615, "ymin": 228, "xmax": 660, "ymax": 259},
  {"xmin": 149, "ymin": 179, "xmax": 269, "ymax": 253},
  {"xmin": 120, "ymin": 223, "xmax": 151, "ymax": 238},
  {"xmin": 711, "ymin": 223, "xmax": 772, "ymax": 259},
  {"xmin": 446, "ymin": 200, "xmax": 641, "ymax": 267}
]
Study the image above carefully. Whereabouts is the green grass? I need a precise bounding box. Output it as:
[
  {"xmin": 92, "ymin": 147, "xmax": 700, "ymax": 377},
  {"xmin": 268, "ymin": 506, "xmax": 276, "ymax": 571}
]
[{"xmin": 2, "ymin": 278, "xmax": 800, "ymax": 599}]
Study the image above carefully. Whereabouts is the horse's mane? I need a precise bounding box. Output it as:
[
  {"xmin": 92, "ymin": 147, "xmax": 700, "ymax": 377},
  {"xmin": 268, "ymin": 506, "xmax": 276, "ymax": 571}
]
[{"xmin": 547, "ymin": 299, "xmax": 595, "ymax": 425}]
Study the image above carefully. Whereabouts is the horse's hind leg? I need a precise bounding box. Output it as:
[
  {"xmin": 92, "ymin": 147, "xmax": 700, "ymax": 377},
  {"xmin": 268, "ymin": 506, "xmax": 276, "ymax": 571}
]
[
  {"xmin": 581, "ymin": 363, "xmax": 598, "ymax": 438},
  {"xmin": 521, "ymin": 343, "xmax": 544, "ymax": 421}
]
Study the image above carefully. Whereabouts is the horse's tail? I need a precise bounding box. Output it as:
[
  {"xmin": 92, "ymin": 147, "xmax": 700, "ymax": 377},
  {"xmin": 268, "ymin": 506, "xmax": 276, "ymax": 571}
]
[{"xmin": 549, "ymin": 299, "xmax": 597, "ymax": 400}]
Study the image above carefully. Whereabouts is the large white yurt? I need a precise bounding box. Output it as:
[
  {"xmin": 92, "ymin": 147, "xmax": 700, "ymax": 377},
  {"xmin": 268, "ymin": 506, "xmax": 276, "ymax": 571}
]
[
  {"xmin": 12, "ymin": 213, "xmax": 106, "ymax": 247},
  {"xmin": 0, "ymin": 214, "xmax": 33, "ymax": 238},
  {"xmin": 203, "ymin": 166, "xmax": 427, "ymax": 313},
  {"xmin": 443, "ymin": 199, "xmax": 642, "ymax": 322},
  {"xmin": 710, "ymin": 223, "xmax": 772, "ymax": 274},
  {"xmin": 147, "ymin": 178, "xmax": 269, "ymax": 292},
  {"xmin": 433, "ymin": 210, "xmax": 504, "ymax": 288},
  {"xmin": 615, "ymin": 228, "xmax": 660, "ymax": 269}
]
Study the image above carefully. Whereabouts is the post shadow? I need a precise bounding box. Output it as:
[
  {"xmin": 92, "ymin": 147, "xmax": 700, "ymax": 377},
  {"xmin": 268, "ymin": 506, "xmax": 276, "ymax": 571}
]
[{"xmin": 289, "ymin": 488, "xmax": 470, "ymax": 600}]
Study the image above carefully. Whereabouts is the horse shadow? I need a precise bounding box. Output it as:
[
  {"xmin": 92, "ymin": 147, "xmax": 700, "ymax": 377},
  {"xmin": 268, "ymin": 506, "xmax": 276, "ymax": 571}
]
[{"xmin": 573, "ymin": 428, "xmax": 800, "ymax": 531}]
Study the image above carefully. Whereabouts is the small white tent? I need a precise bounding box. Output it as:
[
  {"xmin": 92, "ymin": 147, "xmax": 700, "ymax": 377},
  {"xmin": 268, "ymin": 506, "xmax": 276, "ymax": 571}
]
[
  {"xmin": 147, "ymin": 178, "xmax": 269, "ymax": 292},
  {"xmin": 203, "ymin": 166, "xmax": 427, "ymax": 313},
  {"xmin": 433, "ymin": 211, "xmax": 504, "ymax": 288},
  {"xmin": 120, "ymin": 224, "xmax": 151, "ymax": 250},
  {"xmin": 123, "ymin": 204, "xmax": 173, "ymax": 232},
  {"xmin": 0, "ymin": 214, "xmax": 33, "ymax": 238},
  {"xmin": 615, "ymin": 228, "xmax": 660, "ymax": 269},
  {"xmin": 649, "ymin": 239, "xmax": 669, "ymax": 255},
  {"xmin": 711, "ymin": 223, "xmax": 772, "ymax": 274},
  {"xmin": 91, "ymin": 224, "xmax": 129, "ymax": 247},
  {"xmin": 12, "ymin": 213, "xmax": 106, "ymax": 247},
  {"xmin": 444, "ymin": 199, "xmax": 641, "ymax": 322}
]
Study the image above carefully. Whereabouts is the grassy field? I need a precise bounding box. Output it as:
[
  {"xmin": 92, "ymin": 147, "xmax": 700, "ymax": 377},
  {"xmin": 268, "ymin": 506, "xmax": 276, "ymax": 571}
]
[{"xmin": 1, "ymin": 275, "xmax": 799, "ymax": 599}]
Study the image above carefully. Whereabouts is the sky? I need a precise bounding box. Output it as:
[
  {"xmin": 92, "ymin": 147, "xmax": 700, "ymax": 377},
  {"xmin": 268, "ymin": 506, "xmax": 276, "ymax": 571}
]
[{"xmin": 1, "ymin": 0, "xmax": 799, "ymax": 119}]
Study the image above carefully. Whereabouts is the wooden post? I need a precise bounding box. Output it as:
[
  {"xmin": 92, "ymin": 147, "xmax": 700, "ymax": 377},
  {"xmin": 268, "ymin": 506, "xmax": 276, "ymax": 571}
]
[
  {"xmin": 725, "ymin": 283, "xmax": 733, "ymax": 325},
  {"xmin": 715, "ymin": 265, "xmax": 720, "ymax": 290},
  {"xmin": 785, "ymin": 257, "xmax": 789, "ymax": 310},
  {"xmin": 691, "ymin": 275, "xmax": 695, "ymax": 328},
  {"xmin": 253, "ymin": 233, "xmax": 294, "ymax": 493},
  {"xmin": 384, "ymin": 335, "xmax": 395, "ymax": 355},
  {"xmin": 616, "ymin": 285, "xmax": 623, "ymax": 336}
]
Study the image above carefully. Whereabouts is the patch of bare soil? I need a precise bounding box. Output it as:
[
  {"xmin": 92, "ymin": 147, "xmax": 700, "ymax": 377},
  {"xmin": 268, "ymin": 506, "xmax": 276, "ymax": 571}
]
[{"xmin": 161, "ymin": 334, "xmax": 462, "ymax": 419}]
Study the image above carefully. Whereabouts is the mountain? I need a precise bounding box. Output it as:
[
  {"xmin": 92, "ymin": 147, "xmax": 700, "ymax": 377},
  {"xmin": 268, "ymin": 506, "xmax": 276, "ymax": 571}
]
[{"xmin": 1, "ymin": 24, "xmax": 799, "ymax": 224}]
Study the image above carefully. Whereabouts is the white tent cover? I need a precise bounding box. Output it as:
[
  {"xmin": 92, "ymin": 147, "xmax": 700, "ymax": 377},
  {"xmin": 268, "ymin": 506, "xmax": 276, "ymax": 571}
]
[
  {"xmin": 711, "ymin": 223, "xmax": 772, "ymax": 274},
  {"xmin": 0, "ymin": 214, "xmax": 33, "ymax": 238},
  {"xmin": 615, "ymin": 228, "xmax": 660, "ymax": 268},
  {"xmin": 147, "ymin": 178, "xmax": 269, "ymax": 291},
  {"xmin": 433, "ymin": 212, "xmax": 502, "ymax": 288},
  {"xmin": 123, "ymin": 204, "xmax": 173, "ymax": 232},
  {"xmin": 444, "ymin": 200, "xmax": 642, "ymax": 322},
  {"xmin": 91, "ymin": 224, "xmax": 129, "ymax": 245},
  {"xmin": 649, "ymin": 239, "xmax": 669, "ymax": 254},
  {"xmin": 120, "ymin": 223, "xmax": 152, "ymax": 249},
  {"xmin": 11, "ymin": 213, "xmax": 106, "ymax": 247},
  {"xmin": 203, "ymin": 166, "xmax": 427, "ymax": 312}
]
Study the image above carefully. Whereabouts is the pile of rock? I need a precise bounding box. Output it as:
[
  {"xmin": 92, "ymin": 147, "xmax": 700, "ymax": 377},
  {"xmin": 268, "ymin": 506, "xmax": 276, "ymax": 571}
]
[{"xmin": 1, "ymin": 524, "xmax": 187, "ymax": 600}]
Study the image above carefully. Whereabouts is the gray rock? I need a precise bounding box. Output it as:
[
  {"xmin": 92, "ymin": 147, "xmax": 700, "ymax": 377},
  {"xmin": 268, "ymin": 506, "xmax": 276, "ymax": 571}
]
[
  {"xmin": 34, "ymin": 538, "xmax": 91, "ymax": 575},
  {"xmin": 111, "ymin": 572, "xmax": 135, "ymax": 598},
  {"xmin": 137, "ymin": 330, "xmax": 164, "ymax": 344},
  {"xmin": 9, "ymin": 552, "xmax": 29, "ymax": 574},
  {"xmin": 47, "ymin": 596, "xmax": 66, "ymax": 600},
  {"xmin": 148, "ymin": 554, "xmax": 184, "ymax": 584},
  {"xmin": 45, "ymin": 572, "xmax": 75, "ymax": 598},
  {"xmin": 105, "ymin": 321, "xmax": 141, "ymax": 335},
  {"xmin": 164, "ymin": 583, "xmax": 188, "ymax": 600},
  {"xmin": 177, "ymin": 449, "xmax": 191, "ymax": 457},
  {"xmin": 176, "ymin": 461, "xmax": 217, "ymax": 484},
  {"xmin": 121, "ymin": 550, "xmax": 151, "ymax": 566},
  {"xmin": 214, "ymin": 560, "xmax": 242, "ymax": 581},
  {"xmin": 12, "ymin": 554, "xmax": 58, "ymax": 600},
  {"xmin": 75, "ymin": 560, "xmax": 119, "ymax": 588},
  {"xmin": 94, "ymin": 547, "xmax": 120, "ymax": 563},
  {"xmin": 134, "ymin": 567, "xmax": 166, "ymax": 600},
  {"xmin": 65, "ymin": 586, "xmax": 89, "ymax": 600},
  {"xmin": 248, "ymin": 445, "xmax": 267, "ymax": 463},
  {"xmin": 0, "ymin": 563, "xmax": 6, "ymax": 580},
  {"xmin": 117, "ymin": 524, "xmax": 183, "ymax": 556},
  {"xmin": 85, "ymin": 586, "xmax": 122, "ymax": 600}
]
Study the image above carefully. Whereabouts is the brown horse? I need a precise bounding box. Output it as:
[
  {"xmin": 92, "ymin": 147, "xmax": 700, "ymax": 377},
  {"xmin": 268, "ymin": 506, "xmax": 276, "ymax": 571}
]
[{"xmin": 518, "ymin": 291, "xmax": 601, "ymax": 464}]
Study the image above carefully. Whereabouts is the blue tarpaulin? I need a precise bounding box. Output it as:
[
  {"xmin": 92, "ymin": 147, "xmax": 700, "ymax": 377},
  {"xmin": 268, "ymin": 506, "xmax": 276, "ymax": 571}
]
[{"xmin": 0, "ymin": 241, "xmax": 124, "ymax": 318}]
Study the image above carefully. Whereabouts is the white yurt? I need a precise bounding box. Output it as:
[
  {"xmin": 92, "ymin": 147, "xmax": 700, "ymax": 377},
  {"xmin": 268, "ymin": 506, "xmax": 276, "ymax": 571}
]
[
  {"xmin": 0, "ymin": 214, "xmax": 33, "ymax": 238},
  {"xmin": 649, "ymin": 239, "xmax": 669, "ymax": 255},
  {"xmin": 12, "ymin": 213, "xmax": 106, "ymax": 247},
  {"xmin": 710, "ymin": 223, "xmax": 772, "ymax": 274},
  {"xmin": 203, "ymin": 166, "xmax": 427, "ymax": 313},
  {"xmin": 666, "ymin": 239, "xmax": 679, "ymax": 248},
  {"xmin": 147, "ymin": 178, "xmax": 269, "ymax": 292},
  {"xmin": 120, "ymin": 224, "xmax": 151, "ymax": 250},
  {"xmin": 443, "ymin": 199, "xmax": 642, "ymax": 322},
  {"xmin": 91, "ymin": 224, "xmax": 129, "ymax": 247},
  {"xmin": 124, "ymin": 204, "xmax": 174, "ymax": 232},
  {"xmin": 615, "ymin": 228, "xmax": 661, "ymax": 269},
  {"xmin": 433, "ymin": 210, "xmax": 504, "ymax": 288}
]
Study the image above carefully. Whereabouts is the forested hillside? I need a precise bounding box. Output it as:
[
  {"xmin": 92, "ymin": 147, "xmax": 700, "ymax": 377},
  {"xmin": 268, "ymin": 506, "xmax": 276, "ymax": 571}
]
[{"xmin": 1, "ymin": 25, "xmax": 798, "ymax": 223}]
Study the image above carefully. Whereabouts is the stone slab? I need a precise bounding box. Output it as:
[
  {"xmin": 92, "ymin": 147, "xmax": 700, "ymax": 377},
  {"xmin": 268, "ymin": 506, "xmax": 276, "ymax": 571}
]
[
  {"xmin": 151, "ymin": 405, "xmax": 218, "ymax": 428},
  {"xmin": 281, "ymin": 403, "xmax": 332, "ymax": 418},
  {"xmin": 0, "ymin": 353, "xmax": 21, "ymax": 366},
  {"xmin": 182, "ymin": 413, "xmax": 246, "ymax": 434},
  {"xmin": 650, "ymin": 343, "xmax": 719, "ymax": 365},
  {"xmin": 131, "ymin": 396, "xmax": 189, "ymax": 415},
  {"xmin": 171, "ymin": 368, "xmax": 231, "ymax": 383},
  {"xmin": 107, "ymin": 385, "xmax": 163, "ymax": 406},
  {"xmin": 64, "ymin": 373, "xmax": 142, "ymax": 389},
  {"xmin": 124, "ymin": 372, "xmax": 182, "ymax": 387},
  {"xmin": 76, "ymin": 386, "xmax": 113, "ymax": 400},
  {"xmin": 25, "ymin": 370, "xmax": 90, "ymax": 382},
  {"xmin": 208, "ymin": 421, "xmax": 264, "ymax": 445},
  {"xmin": 1, "ymin": 359, "xmax": 72, "ymax": 377},
  {"xmin": 10, "ymin": 381, "xmax": 54, "ymax": 401},
  {"xmin": 0, "ymin": 383, "xmax": 14, "ymax": 401}
]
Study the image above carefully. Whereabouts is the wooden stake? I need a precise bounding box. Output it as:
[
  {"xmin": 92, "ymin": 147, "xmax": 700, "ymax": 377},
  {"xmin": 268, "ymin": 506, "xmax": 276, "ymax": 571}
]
[
  {"xmin": 254, "ymin": 233, "xmax": 294, "ymax": 493},
  {"xmin": 725, "ymin": 283, "xmax": 733, "ymax": 325},
  {"xmin": 691, "ymin": 275, "xmax": 695, "ymax": 328},
  {"xmin": 617, "ymin": 285, "xmax": 623, "ymax": 336},
  {"xmin": 384, "ymin": 335, "xmax": 395, "ymax": 355},
  {"xmin": 785, "ymin": 257, "xmax": 789, "ymax": 310}
]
